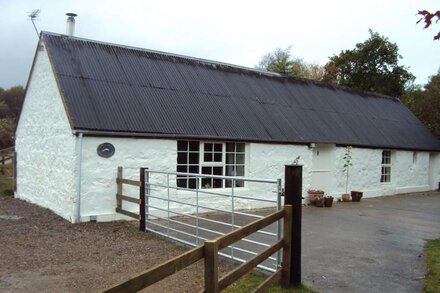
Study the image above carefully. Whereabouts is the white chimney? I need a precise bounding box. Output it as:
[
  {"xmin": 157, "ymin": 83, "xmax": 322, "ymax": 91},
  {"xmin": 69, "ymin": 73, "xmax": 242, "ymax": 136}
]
[{"xmin": 66, "ymin": 13, "xmax": 77, "ymax": 36}]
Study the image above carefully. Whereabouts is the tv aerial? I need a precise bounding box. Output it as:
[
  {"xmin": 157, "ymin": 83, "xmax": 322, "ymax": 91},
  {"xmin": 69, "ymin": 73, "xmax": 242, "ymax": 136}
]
[{"xmin": 28, "ymin": 9, "xmax": 41, "ymax": 38}]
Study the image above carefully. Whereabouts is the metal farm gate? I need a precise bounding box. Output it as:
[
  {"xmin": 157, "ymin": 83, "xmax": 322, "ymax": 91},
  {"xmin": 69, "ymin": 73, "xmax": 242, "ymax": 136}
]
[{"xmin": 140, "ymin": 169, "xmax": 283, "ymax": 272}]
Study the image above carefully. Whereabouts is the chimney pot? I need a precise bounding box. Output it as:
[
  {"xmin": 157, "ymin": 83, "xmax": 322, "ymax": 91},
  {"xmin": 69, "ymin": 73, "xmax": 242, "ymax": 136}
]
[{"xmin": 66, "ymin": 13, "xmax": 77, "ymax": 36}]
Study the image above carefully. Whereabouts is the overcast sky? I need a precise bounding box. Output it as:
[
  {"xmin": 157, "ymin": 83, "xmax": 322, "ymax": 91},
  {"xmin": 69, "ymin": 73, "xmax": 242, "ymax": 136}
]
[{"xmin": 1, "ymin": 0, "xmax": 439, "ymax": 89}]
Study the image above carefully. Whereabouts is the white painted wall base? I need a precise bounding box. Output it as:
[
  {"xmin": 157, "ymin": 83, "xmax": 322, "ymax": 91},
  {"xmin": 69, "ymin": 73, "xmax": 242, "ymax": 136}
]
[{"xmin": 396, "ymin": 185, "xmax": 431, "ymax": 194}]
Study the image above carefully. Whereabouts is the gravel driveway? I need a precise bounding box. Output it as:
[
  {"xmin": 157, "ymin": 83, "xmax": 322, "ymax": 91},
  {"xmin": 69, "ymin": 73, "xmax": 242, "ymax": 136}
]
[
  {"xmin": 1, "ymin": 191, "xmax": 439, "ymax": 292},
  {"xmin": 0, "ymin": 195, "xmax": 233, "ymax": 293}
]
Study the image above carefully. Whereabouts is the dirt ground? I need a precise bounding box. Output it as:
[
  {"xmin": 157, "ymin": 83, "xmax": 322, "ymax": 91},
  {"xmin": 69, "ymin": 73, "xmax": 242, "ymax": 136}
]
[{"xmin": 0, "ymin": 195, "xmax": 234, "ymax": 293}]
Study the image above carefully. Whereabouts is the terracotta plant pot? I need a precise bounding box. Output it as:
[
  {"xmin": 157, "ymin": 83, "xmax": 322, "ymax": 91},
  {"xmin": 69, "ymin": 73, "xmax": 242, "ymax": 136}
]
[
  {"xmin": 324, "ymin": 197, "xmax": 333, "ymax": 207},
  {"xmin": 315, "ymin": 198, "xmax": 324, "ymax": 208},
  {"xmin": 351, "ymin": 191, "xmax": 363, "ymax": 202},
  {"xmin": 308, "ymin": 190, "xmax": 324, "ymax": 205},
  {"xmin": 342, "ymin": 193, "xmax": 350, "ymax": 202}
]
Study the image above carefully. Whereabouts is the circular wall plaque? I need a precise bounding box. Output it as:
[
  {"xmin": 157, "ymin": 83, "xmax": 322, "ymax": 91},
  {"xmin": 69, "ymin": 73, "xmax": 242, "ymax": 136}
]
[{"xmin": 97, "ymin": 143, "xmax": 115, "ymax": 158}]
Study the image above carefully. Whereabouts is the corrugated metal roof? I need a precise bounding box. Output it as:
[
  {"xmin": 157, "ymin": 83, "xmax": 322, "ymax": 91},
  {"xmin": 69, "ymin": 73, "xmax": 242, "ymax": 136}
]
[{"xmin": 42, "ymin": 31, "xmax": 440, "ymax": 151}]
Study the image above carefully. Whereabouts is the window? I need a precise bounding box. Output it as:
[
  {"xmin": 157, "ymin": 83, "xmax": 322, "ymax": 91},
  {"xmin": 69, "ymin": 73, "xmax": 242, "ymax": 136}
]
[
  {"xmin": 225, "ymin": 143, "xmax": 245, "ymax": 187},
  {"xmin": 177, "ymin": 141, "xmax": 199, "ymax": 189},
  {"xmin": 176, "ymin": 141, "xmax": 245, "ymax": 189},
  {"xmin": 201, "ymin": 143, "xmax": 224, "ymax": 188},
  {"xmin": 380, "ymin": 150, "xmax": 392, "ymax": 183}
]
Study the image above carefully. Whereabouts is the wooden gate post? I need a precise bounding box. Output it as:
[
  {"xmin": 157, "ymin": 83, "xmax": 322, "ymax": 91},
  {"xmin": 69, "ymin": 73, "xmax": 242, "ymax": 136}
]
[
  {"xmin": 283, "ymin": 165, "xmax": 302, "ymax": 286},
  {"xmin": 204, "ymin": 240, "xmax": 219, "ymax": 293},
  {"xmin": 139, "ymin": 168, "xmax": 146, "ymax": 231},
  {"xmin": 116, "ymin": 167, "xmax": 123, "ymax": 211}
]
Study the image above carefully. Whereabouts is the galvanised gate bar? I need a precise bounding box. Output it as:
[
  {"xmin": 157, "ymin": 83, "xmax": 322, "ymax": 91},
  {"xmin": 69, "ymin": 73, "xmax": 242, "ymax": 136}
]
[{"xmin": 140, "ymin": 169, "xmax": 283, "ymax": 272}]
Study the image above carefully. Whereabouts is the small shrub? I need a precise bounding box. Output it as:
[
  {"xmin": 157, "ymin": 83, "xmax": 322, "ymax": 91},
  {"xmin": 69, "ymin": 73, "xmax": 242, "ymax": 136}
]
[{"xmin": 4, "ymin": 189, "xmax": 14, "ymax": 196}]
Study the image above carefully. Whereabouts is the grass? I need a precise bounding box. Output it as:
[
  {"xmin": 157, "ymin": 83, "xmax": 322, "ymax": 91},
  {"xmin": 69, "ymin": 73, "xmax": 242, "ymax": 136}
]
[
  {"xmin": 0, "ymin": 162, "xmax": 13, "ymax": 196},
  {"xmin": 223, "ymin": 270, "xmax": 314, "ymax": 293},
  {"xmin": 0, "ymin": 177, "xmax": 13, "ymax": 196},
  {"xmin": 424, "ymin": 239, "xmax": 440, "ymax": 293}
]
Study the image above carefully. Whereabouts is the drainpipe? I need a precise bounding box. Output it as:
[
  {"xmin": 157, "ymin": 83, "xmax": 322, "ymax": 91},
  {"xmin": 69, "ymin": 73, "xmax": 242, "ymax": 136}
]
[{"xmin": 75, "ymin": 133, "xmax": 83, "ymax": 223}]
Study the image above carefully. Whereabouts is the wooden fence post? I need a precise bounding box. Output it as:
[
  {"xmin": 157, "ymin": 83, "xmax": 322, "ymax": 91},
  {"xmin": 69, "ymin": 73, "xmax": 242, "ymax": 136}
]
[
  {"xmin": 284, "ymin": 165, "xmax": 302, "ymax": 286},
  {"xmin": 139, "ymin": 168, "xmax": 146, "ymax": 232},
  {"xmin": 204, "ymin": 240, "xmax": 219, "ymax": 293},
  {"xmin": 281, "ymin": 204, "xmax": 293, "ymax": 287},
  {"xmin": 116, "ymin": 167, "xmax": 123, "ymax": 210}
]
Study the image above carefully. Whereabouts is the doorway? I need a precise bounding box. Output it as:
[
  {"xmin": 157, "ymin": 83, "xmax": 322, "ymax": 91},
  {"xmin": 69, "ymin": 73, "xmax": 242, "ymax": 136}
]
[{"xmin": 310, "ymin": 144, "xmax": 336, "ymax": 194}]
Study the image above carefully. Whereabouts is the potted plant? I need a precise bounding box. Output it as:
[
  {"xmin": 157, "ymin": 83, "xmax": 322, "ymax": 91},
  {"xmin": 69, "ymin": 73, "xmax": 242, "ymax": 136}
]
[
  {"xmin": 307, "ymin": 189, "xmax": 324, "ymax": 205},
  {"xmin": 341, "ymin": 146, "xmax": 353, "ymax": 202},
  {"xmin": 315, "ymin": 195, "xmax": 325, "ymax": 207},
  {"xmin": 324, "ymin": 196, "xmax": 334, "ymax": 207},
  {"xmin": 351, "ymin": 191, "xmax": 363, "ymax": 202}
]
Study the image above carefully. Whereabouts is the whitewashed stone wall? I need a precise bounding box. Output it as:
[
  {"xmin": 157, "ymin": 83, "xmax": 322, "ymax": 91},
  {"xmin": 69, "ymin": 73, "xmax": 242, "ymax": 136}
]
[
  {"xmin": 332, "ymin": 147, "xmax": 431, "ymax": 198},
  {"xmin": 79, "ymin": 139, "xmax": 437, "ymax": 221},
  {"xmin": 79, "ymin": 140, "xmax": 312, "ymax": 220},
  {"xmin": 247, "ymin": 143, "xmax": 312, "ymax": 204},
  {"xmin": 79, "ymin": 137, "xmax": 176, "ymax": 221},
  {"xmin": 15, "ymin": 46, "xmax": 77, "ymax": 221}
]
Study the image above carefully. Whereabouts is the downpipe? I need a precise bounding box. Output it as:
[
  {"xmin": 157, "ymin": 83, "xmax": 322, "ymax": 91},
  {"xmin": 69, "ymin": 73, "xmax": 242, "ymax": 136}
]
[{"xmin": 74, "ymin": 133, "xmax": 83, "ymax": 223}]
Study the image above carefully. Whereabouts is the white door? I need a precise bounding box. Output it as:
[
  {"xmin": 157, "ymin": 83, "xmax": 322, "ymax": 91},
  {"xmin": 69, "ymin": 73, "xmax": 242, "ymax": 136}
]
[
  {"xmin": 310, "ymin": 144, "xmax": 335, "ymax": 194},
  {"xmin": 428, "ymin": 152, "xmax": 439, "ymax": 190}
]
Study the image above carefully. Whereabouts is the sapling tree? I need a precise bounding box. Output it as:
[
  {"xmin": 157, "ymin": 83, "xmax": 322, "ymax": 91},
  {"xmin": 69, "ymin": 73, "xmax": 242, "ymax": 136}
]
[{"xmin": 342, "ymin": 146, "xmax": 353, "ymax": 194}]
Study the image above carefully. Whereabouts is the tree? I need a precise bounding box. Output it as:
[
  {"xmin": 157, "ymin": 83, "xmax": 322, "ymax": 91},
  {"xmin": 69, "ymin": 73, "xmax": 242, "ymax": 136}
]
[
  {"xmin": 257, "ymin": 47, "xmax": 325, "ymax": 81},
  {"xmin": 0, "ymin": 86, "xmax": 24, "ymax": 148},
  {"xmin": 323, "ymin": 30, "xmax": 414, "ymax": 98},
  {"xmin": 0, "ymin": 86, "xmax": 24, "ymax": 119},
  {"xmin": 417, "ymin": 9, "xmax": 440, "ymax": 40},
  {"xmin": 401, "ymin": 70, "xmax": 440, "ymax": 138}
]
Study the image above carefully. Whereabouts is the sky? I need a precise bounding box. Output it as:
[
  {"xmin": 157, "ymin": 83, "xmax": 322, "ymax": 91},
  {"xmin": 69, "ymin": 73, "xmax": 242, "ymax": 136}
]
[{"xmin": 0, "ymin": 0, "xmax": 439, "ymax": 89}]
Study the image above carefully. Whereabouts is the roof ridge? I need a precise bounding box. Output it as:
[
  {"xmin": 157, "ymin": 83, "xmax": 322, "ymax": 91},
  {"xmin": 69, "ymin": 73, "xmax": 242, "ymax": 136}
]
[
  {"xmin": 41, "ymin": 31, "xmax": 399, "ymax": 102},
  {"xmin": 40, "ymin": 31, "xmax": 282, "ymax": 76}
]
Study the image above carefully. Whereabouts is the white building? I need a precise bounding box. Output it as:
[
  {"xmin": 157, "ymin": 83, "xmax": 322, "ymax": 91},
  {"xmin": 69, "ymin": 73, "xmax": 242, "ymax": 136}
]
[{"xmin": 15, "ymin": 32, "xmax": 440, "ymax": 223}]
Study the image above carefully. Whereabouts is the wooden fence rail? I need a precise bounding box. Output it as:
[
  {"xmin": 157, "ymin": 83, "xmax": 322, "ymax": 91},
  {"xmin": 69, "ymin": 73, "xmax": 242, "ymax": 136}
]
[
  {"xmin": 206, "ymin": 207, "xmax": 291, "ymax": 293},
  {"xmin": 0, "ymin": 147, "xmax": 14, "ymax": 176},
  {"xmin": 105, "ymin": 245, "xmax": 205, "ymax": 293},
  {"xmin": 106, "ymin": 165, "xmax": 302, "ymax": 293},
  {"xmin": 115, "ymin": 166, "xmax": 142, "ymax": 222}
]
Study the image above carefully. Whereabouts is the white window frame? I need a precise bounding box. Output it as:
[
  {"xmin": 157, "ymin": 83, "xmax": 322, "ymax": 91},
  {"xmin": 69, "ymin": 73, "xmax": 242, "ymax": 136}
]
[
  {"xmin": 380, "ymin": 150, "xmax": 392, "ymax": 183},
  {"xmin": 177, "ymin": 140, "xmax": 246, "ymax": 189}
]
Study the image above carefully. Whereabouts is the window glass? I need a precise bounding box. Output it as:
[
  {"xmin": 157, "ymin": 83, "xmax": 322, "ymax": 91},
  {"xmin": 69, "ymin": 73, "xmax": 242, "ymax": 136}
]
[
  {"xmin": 204, "ymin": 143, "xmax": 213, "ymax": 152},
  {"xmin": 189, "ymin": 152, "xmax": 199, "ymax": 164},
  {"xmin": 189, "ymin": 141, "xmax": 199, "ymax": 151},
  {"xmin": 236, "ymin": 143, "xmax": 245, "ymax": 153},
  {"xmin": 236, "ymin": 154, "xmax": 245, "ymax": 164},
  {"xmin": 214, "ymin": 144, "xmax": 222, "ymax": 152},
  {"xmin": 204, "ymin": 152, "xmax": 212, "ymax": 162},
  {"xmin": 177, "ymin": 152, "xmax": 187, "ymax": 164},
  {"xmin": 178, "ymin": 141, "xmax": 188, "ymax": 151}
]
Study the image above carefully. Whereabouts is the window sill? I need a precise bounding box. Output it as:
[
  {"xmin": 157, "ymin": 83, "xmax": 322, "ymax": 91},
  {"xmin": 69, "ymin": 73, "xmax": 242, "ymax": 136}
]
[{"xmin": 176, "ymin": 186, "xmax": 248, "ymax": 195}]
